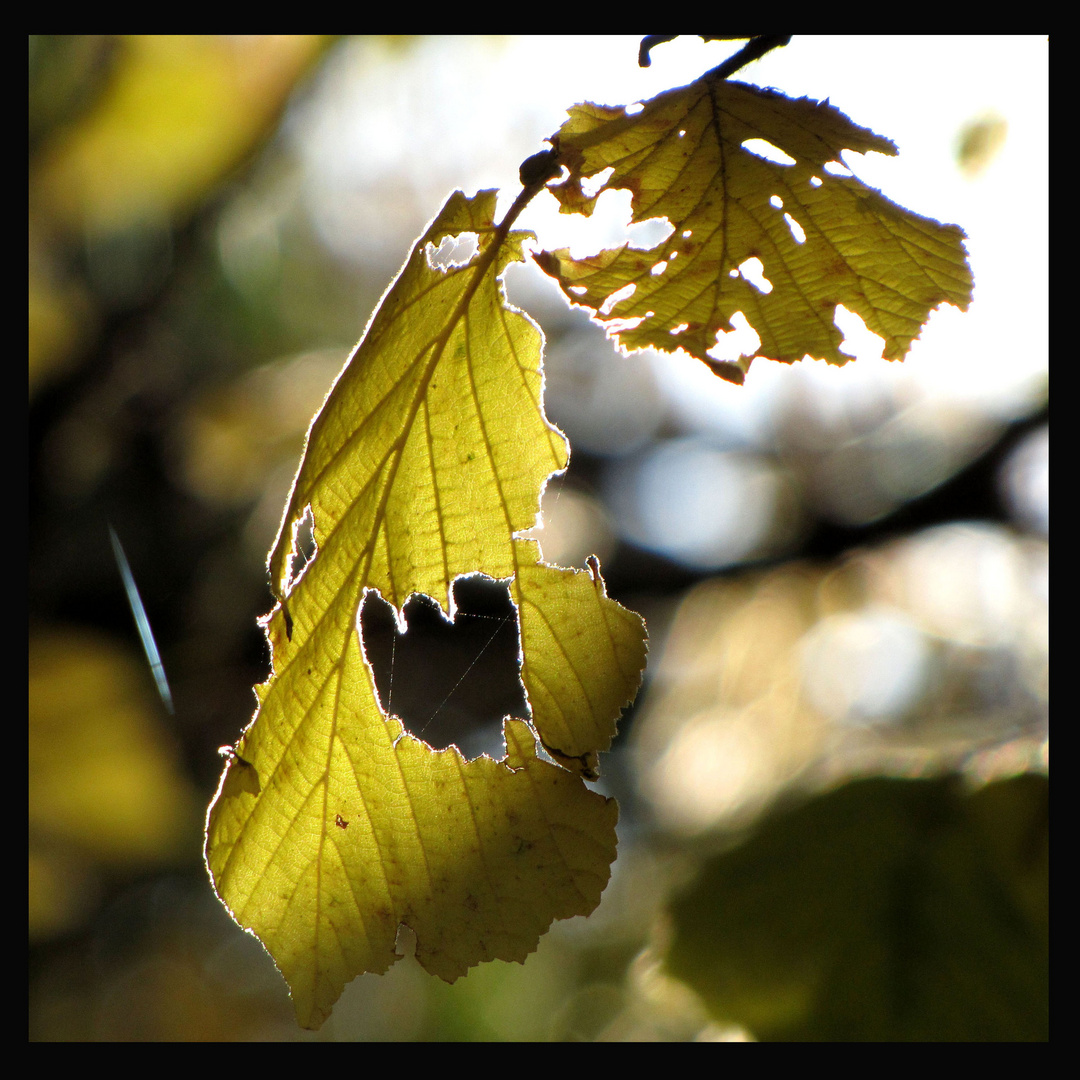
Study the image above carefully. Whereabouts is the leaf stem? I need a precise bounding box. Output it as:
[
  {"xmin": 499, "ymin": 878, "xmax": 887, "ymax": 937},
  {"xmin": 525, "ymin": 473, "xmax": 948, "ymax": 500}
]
[
  {"xmin": 497, "ymin": 173, "xmax": 551, "ymax": 236},
  {"xmin": 707, "ymin": 35, "xmax": 791, "ymax": 81}
]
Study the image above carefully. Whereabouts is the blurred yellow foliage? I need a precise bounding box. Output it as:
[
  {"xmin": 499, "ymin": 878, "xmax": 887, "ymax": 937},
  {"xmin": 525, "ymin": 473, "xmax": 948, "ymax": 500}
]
[{"xmin": 29, "ymin": 630, "xmax": 200, "ymax": 938}]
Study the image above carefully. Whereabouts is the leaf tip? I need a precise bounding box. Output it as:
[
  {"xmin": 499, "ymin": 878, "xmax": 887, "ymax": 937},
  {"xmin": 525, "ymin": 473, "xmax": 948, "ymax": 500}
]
[{"xmin": 703, "ymin": 356, "xmax": 748, "ymax": 385}]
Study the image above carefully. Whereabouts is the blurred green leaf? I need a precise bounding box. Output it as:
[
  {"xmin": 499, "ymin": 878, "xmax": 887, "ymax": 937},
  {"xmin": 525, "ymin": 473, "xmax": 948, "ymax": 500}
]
[{"xmin": 665, "ymin": 775, "xmax": 1048, "ymax": 1040}]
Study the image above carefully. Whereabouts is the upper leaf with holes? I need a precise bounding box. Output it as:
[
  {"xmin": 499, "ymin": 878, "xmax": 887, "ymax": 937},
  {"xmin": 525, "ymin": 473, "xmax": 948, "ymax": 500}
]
[
  {"xmin": 203, "ymin": 189, "xmax": 646, "ymax": 1030},
  {"xmin": 535, "ymin": 77, "xmax": 973, "ymax": 384}
]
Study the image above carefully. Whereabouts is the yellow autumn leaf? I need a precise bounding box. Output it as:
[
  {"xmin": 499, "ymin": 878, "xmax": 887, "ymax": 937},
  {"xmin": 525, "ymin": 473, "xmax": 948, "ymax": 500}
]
[
  {"xmin": 265, "ymin": 189, "xmax": 568, "ymax": 613},
  {"xmin": 536, "ymin": 77, "xmax": 974, "ymax": 384},
  {"xmin": 204, "ymin": 188, "xmax": 647, "ymax": 1030},
  {"xmin": 516, "ymin": 554, "xmax": 646, "ymax": 780}
]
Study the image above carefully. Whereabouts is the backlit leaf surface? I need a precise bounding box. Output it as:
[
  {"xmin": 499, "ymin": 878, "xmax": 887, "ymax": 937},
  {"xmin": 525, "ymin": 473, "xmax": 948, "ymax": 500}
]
[
  {"xmin": 516, "ymin": 554, "xmax": 646, "ymax": 780},
  {"xmin": 536, "ymin": 76, "xmax": 973, "ymax": 383},
  {"xmin": 204, "ymin": 189, "xmax": 646, "ymax": 1029}
]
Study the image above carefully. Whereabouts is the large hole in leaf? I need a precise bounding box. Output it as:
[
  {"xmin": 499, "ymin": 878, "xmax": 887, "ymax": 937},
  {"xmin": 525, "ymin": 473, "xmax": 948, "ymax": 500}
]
[{"xmin": 360, "ymin": 576, "xmax": 527, "ymax": 760}]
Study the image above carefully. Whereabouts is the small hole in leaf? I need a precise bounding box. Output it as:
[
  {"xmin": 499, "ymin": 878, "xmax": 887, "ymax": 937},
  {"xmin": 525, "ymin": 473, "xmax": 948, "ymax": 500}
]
[
  {"xmin": 625, "ymin": 102, "xmax": 644, "ymax": 116},
  {"xmin": 394, "ymin": 923, "xmax": 417, "ymax": 958},
  {"xmin": 600, "ymin": 282, "xmax": 636, "ymax": 316},
  {"xmin": 824, "ymin": 160, "xmax": 853, "ymax": 177},
  {"xmin": 604, "ymin": 315, "xmax": 647, "ymax": 335},
  {"xmin": 580, "ymin": 167, "xmax": 614, "ymax": 199},
  {"xmin": 426, "ymin": 232, "xmax": 479, "ymax": 271},
  {"xmin": 286, "ymin": 507, "xmax": 317, "ymax": 591},
  {"xmin": 738, "ymin": 257, "xmax": 773, "ymax": 294},
  {"xmin": 627, "ymin": 216, "xmax": 674, "ymax": 250},
  {"xmin": 360, "ymin": 577, "xmax": 526, "ymax": 760},
  {"xmin": 741, "ymin": 139, "xmax": 796, "ymax": 166},
  {"xmin": 770, "ymin": 195, "xmax": 784, "ymax": 209},
  {"xmin": 709, "ymin": 311, "xmax": 761, "ymax": 362},
  {"xmin": 784, "ymin": 213, "xmax": 807, "ymax": 245},
  {"xmin": 834, "ymin": 304, "xmax": 885, "ymax": 361},
  {"xmin": 810, "ymin": 176, "xmax": 823, "ymax": 188},
  {"xmin": 651, "ymin": 260, "xmax": 668, "ymax": 276}
]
